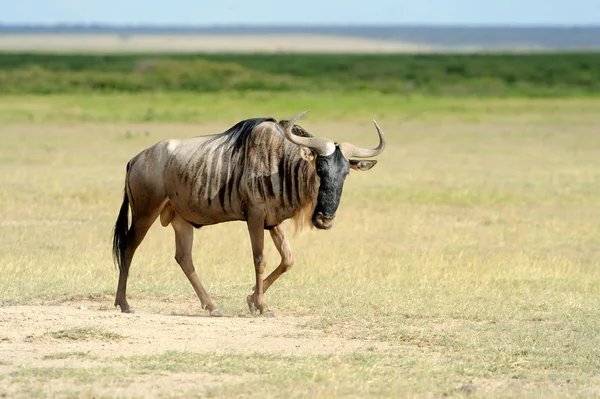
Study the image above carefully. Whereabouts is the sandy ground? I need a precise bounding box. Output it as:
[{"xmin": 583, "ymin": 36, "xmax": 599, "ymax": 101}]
[
  {"xmin": 0, "ymin": 34, "xmax": 435, "ymax": 53},
  {"xmin": 0, "ymin": 300, "xmax": 382, "ymax": 358},
  {"xmin": 0, "ymin": 300, "xmax": 389, "ymax": 397}
]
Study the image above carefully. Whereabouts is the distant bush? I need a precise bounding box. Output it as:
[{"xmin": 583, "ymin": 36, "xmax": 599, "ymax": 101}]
[{"xmin": 0, "ymin": 52, "xmax": 599, "ymax": 96}]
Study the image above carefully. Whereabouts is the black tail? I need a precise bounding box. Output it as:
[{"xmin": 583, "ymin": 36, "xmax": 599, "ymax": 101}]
[{"xmin": 112, "ymin": 186, "xmax": 130, "ymax": 277}]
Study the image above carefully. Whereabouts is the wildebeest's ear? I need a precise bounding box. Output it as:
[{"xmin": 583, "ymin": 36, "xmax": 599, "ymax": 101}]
[
  {"xmin": 349, "ymin": 160, "xmax": 377, "ymax": 171},
  {"xmin": 299, "ymin": 146, "xmax": 316, "ymax": 162}
]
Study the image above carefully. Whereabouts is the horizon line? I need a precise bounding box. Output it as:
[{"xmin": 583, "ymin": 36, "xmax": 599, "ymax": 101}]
[{"xmin": 1, "ymin": 22, "xmax": 600, "ymax": 29}]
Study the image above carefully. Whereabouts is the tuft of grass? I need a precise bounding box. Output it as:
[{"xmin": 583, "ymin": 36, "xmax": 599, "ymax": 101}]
[
  {"xmin": 42, "ymin": 352, "xmax": 98, "ymax": 361},
  {"xmin": 46, "ymin": 327, "xmax": 124, "ymax": 341}
]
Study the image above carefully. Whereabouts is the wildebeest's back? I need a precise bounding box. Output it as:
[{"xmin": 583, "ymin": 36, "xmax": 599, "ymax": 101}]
[{"xmin": 160, "ymin": 135, "xmax": 242, "ymax": 225}]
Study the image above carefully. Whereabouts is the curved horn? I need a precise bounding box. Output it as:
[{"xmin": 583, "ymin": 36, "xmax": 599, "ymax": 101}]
[
  {"xmin": 339, "ymin": 119, "xmax": 386, "ymax": 159},
  {"xmin": 283, "ymin": 110, "xmax": 335, "ymax": 156}
]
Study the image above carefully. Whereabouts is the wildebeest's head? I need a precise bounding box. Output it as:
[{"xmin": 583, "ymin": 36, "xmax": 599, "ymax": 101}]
[{"xmin": 283, "ymin": 110, "xmax": 386, "ymax": 230}]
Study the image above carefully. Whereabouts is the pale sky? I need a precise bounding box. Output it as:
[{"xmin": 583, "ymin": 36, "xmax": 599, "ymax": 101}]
[{"xmin": 2, "ymin": 0, "xmax": 599, "ymax": 26}]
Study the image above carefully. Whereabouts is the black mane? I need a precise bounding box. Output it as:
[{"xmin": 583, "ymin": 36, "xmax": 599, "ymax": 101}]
[
  {"xmin": 206, "ymin": 117, "xmax": 314, "ymax": 154},
  {"xmin": 207, "ymin": 117, "xmax": 277, "ymax": 154}
]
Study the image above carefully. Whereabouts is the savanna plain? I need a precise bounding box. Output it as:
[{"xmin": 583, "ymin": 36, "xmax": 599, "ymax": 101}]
[{"xmin": 1, "ymin": 88, "xmax": 600, "ymax": 397}]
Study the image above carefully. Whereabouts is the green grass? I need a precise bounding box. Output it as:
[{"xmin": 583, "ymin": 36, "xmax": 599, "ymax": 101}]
[
  {"xmin": 0, "ymin": 92, "xmax": 599, "ymax": 125},
  {"xmin": 1, "ymin": 94, "xmax": 600, "ymax": 397},
  {"xmin": 1, "ymin": 52, "xmax": 600, "ymax": 96}
]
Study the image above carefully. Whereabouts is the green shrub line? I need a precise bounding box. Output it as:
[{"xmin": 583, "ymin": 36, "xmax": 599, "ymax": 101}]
[{"xmin": 1, "ymin": 52, "xmax": 599, "ymax": 96}]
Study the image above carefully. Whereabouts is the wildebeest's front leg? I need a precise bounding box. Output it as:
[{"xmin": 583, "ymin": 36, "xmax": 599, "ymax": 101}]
[
  {"xmin": 262, "ymin": 223, "xmax": 294, "ymax": 294},
  {"xmin": 246, "ymin": 213, "xmax": 274, "ymax": 316},
  {"xmin": 171, "ymin": 214, "xmax": 223, "ymax": 317}
]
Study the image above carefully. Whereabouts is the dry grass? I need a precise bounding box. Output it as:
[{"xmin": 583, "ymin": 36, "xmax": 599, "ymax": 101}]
[{"xmin": 1, "ymin": 96, "xmax": 600, "ymax": 397}]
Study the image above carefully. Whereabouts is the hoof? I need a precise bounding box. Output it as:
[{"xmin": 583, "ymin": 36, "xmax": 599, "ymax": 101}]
[
  {"xmin": 262, "ymin": 311, "xmax": 275, "ymax": 318},
  {"xmin": 210, "ymin": 309, "xmax": 224, "ymax": 317},
  {"xmin": 121, "ymin": 308, "xmax": 134, "ymax": 314}
]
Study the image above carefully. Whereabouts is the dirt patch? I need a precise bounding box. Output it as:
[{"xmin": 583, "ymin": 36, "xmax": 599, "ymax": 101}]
[{"xmin": 0, "ymin": 299, "xmax": 387, "ymax": 362}]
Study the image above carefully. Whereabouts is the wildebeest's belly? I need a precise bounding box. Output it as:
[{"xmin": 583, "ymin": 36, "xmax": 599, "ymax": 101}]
[{"xmin": 164, "ymin": 184, "xmax": 246, "ymax": 226}]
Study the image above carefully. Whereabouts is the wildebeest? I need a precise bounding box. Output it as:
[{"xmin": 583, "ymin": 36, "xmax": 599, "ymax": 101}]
[{"xmin": 112, "ymin": 111, "xmax": 385, "ymax": 317}]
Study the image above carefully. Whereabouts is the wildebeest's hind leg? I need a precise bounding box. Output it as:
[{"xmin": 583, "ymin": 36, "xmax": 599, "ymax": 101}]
[
  {"xmin": 114, "ymin": 211, "xmax": 160, "ymax": 313},
  {"xmin": 262, "ymin": 224, "xmax": 294, "ymax": 294},
  {"xmin": 170, "ymin": 213, "xmax": 223, "ymax": 317}
]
